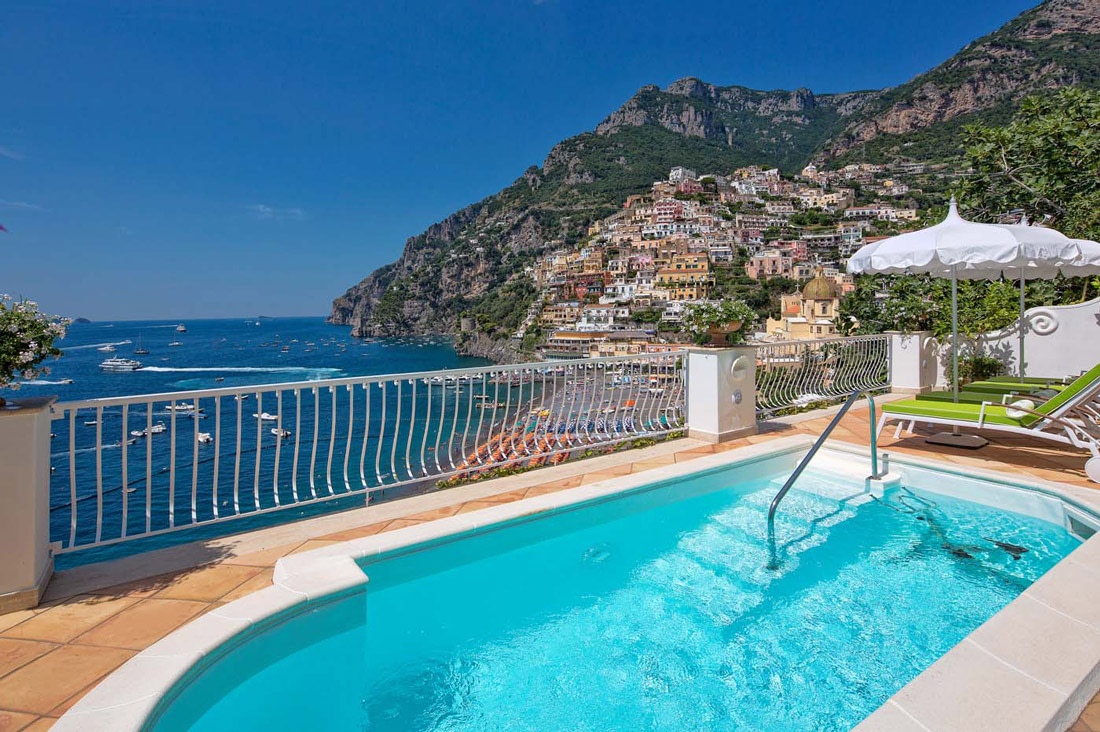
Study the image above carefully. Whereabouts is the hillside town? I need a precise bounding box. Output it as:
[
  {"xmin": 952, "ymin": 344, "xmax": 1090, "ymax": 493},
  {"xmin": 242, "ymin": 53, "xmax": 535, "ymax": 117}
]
[{"xmin": 516, "ymin": 162, "xmax": 955, "ymax": 358}]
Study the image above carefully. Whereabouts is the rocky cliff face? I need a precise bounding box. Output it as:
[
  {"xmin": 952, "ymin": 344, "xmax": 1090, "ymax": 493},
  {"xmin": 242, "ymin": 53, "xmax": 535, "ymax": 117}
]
[
  {"xmin": 824, "ymin": 0, "xmax": 1100, "ymax": 160},
  {"xmin": 453, "ymin": 332, "xmax": 530, "ymax": 365},
  {"xmin": 332, "ymin": 0, "xmax": 1100, "ymax": 358}
]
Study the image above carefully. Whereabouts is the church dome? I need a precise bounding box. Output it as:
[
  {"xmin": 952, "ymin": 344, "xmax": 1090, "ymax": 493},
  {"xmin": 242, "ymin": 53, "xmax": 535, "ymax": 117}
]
[{"xmin": 802, "ymin": 269, "xmax": 839, "ymax": 300}]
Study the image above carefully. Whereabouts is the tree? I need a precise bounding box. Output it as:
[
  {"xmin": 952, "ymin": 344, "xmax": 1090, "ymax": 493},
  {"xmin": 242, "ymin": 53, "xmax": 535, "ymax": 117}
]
[
  {"xmin": 838, "ymin": 89, "xmax": 1100, "ymax": 340},
  {"xmin": 956, "ymin": 87, "xmax": 1100, "ymax": 241}
]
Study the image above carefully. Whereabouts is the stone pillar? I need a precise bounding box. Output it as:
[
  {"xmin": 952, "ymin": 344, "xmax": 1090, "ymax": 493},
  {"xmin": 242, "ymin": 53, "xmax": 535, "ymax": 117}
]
[
  {"xmin": 0, "ymin": 397, "xmax": 56, "ymax": 612},
  {"xmin": 886, "ymin": 330, "xmax": 935, "ymax": 394},
  {"xmin": 686, "ymin": 346, "xmax": 757, "ymax": 443}
]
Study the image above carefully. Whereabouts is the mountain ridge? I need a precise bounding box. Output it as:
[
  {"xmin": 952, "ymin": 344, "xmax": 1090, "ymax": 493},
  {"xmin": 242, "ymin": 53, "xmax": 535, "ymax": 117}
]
[{"xmin": 330, "ymin": 0, "xmax": 1100, "ymax": 342}]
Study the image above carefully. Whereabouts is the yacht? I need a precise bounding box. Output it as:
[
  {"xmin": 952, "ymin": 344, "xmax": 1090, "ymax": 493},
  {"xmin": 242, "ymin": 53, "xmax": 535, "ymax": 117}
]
[
  {"xmin": 99, "ymin": 357, "xmax": 143, "ymax": 371},
  {"xmin": 176, "ymin": 323, "xmax": 187, "ymax": 333},
  {"xmin": 165, "ymin": 402, "xmax": 203, "ymax": 413},
  {"xmin": 97, "ymin": 345, "xmax": 116, "ymax": 352},
  {"xmin": 133, "ymin": 335, "xmax": 149, "ymax": 355}
]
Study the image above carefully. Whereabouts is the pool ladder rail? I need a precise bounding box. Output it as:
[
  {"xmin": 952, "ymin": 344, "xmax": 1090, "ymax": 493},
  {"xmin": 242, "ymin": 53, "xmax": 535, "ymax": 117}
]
[{"xmin": 766, "ymin": 390, "xmax": 892, "ymax": 570}]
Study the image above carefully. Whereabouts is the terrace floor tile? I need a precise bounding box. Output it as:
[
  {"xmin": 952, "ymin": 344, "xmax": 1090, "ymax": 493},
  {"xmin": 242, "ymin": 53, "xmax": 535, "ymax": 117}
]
[
  {"xmin": 0, "ymin": 640, "xmax": 57, "ymax": 679},
  {"xmin": 72, "ymin": 599, "xmax": 208, "ymax": 650},
  {"xmin": 20, "ymin": 719, "xmax": 56, "ymax": 732},
  {"xmin": 0, "ymin": 711, "xmax": 36, "ymax": 732},
  {"xmin": 0, "ymin": 645, "xmax": 134, "ymax": 715},
  {"xmin": 219, "ymin": 542, "xmax": 303, "ymax": 567},
  {"xmin": 152, "ymin": 565, "xmax": 263, "ymax": 603},
  {"xmin": 0, "ymin": 596, "xmax": 138, "ymax": 644}
]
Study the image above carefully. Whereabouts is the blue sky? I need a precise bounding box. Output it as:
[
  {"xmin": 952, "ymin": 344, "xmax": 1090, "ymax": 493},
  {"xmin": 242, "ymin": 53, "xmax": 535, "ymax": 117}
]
[{"xmin": 2, "ymin": 0, "xmax": 1035, "ymax": 321}]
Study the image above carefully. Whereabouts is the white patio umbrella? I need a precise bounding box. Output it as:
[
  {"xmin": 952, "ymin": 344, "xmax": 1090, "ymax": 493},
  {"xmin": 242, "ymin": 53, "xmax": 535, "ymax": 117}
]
[{"xmin": 847, "ymin": 197, "xmax": 1100, "ymax": 447}]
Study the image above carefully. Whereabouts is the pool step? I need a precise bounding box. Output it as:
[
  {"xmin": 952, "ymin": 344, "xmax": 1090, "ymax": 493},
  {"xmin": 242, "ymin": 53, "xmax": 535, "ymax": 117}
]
[{"xmin": 638, "ymin": 475, "xmax": 869, "ymax": 626}]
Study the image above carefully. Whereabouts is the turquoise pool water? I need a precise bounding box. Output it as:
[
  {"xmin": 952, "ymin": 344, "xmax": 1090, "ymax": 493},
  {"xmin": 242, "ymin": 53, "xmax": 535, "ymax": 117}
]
[{"xmin": 148, "ymin": 464, "xmax": 1083, "ymax": 732}]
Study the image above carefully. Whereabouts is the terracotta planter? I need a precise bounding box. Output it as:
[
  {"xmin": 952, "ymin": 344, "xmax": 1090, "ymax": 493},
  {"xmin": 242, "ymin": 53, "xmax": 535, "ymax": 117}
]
[{"xmin": 705, "ymin": 321, "xmax": 742, "ymax": 347}]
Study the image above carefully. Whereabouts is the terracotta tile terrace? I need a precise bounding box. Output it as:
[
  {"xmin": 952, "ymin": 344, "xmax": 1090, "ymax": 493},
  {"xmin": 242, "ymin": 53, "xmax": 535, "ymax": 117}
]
[{"xmin": 1, "ymin": 399, "xmax": 1097, "ymax": 732}]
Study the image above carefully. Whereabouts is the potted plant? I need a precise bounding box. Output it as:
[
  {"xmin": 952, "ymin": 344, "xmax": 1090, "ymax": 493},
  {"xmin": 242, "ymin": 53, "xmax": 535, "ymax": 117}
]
[
  {"xmin": 0, "ymin": 295, "xmax": 69, "ymax": 408},
  {"xmin": 682, "ymin": 299, "xmax": 755, "ymax": 347}
]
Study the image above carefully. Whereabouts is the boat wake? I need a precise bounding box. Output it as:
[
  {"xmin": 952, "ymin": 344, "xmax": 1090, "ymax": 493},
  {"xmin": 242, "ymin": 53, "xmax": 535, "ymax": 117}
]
[
  {"xmin": 20, "ymin": 379, "xmax": 73, "ymax": 385},
  {"xmin": 139, "ymin": 366, "xmax": 344, "ymax": 374},
  {"xmin": 67, "ymin": 340, "xmax": 133, "ymax": 350}
]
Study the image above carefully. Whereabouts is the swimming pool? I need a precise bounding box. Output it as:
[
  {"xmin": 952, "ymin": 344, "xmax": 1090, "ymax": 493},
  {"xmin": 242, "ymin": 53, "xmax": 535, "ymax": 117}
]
[{"xmin": 54, "ymin": 439, "xmax": 1100, "ymax": 732}]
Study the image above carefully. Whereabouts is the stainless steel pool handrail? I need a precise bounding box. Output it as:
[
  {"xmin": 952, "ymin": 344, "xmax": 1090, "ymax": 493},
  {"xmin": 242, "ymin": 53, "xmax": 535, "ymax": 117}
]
[{"xmin": 766, "ymin": 390, "xmax": 880, "ymax": 569}]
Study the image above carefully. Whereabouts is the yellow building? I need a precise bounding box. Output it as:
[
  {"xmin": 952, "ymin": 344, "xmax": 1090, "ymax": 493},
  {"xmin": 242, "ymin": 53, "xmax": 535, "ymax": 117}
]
[{"xmin": 765, "ymin": 270, "xmax": 841, "ymax": 339}]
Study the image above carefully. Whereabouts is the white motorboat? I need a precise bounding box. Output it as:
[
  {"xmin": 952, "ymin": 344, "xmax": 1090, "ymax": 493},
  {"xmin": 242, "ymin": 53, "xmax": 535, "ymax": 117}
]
[
  {"xmin": 271, "ymin": 428, "xmax": 291, "ymax": 439},
  {"xmin": 99, "ymin": 357, "xmax": 143, "ymax": 371},
  {"xmin": 176, "ymin": 323, "xmax": 187, "ymax": 333},
  {"xmin": 130, "ymin": 422, "xmax": 167, "ymax": 438},
  {"xmin": 165, "ymin": 402, "xmax": 202, "ymax": 412},
  {"xmin": 97, "ymin": 345, "xmax": 116, "ymax": 352},
  {"xmin": 168, "ymin": 341, "xmax": 183, "ymax": 347},
  {"xmin": 197, "ymin": 432, "xmax": 213, "ymax": 444},
  {"xmin": 254, "ymin": 412, "xmax": 278, "ymax": 421}
]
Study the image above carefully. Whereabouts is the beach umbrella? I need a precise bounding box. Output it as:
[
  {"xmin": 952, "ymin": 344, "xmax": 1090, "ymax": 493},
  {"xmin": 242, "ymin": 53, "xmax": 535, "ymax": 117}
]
[{"xmin": 847, "ymin": 197, "xmax": 1100, "ymax": 447}]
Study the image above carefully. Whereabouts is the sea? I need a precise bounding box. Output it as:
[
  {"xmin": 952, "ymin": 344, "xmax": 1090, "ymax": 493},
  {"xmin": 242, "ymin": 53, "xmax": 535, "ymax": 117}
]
[
  {"xmin": 15, "ymin": 316, "xmax": 489, "ymax": 403},
  {"xmin": 13, "ymin": 317, "xmax": 491, "ymax": 568}
]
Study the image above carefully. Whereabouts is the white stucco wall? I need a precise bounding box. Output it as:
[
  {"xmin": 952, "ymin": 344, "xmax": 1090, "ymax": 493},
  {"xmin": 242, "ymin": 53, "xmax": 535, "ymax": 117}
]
[{"xmin": 931, "ymin": 296, "xmax": 1100, "ymax": 384}]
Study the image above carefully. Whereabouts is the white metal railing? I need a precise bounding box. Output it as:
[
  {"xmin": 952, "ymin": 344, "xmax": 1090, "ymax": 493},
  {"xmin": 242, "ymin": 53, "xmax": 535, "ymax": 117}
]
[
  {"xmin": 49, "ymin": 352, "xmax": 686, "ymax": 553},
  {"xmin": 754, "ymin": 335, "xmax": 890, "ymax": 417}
]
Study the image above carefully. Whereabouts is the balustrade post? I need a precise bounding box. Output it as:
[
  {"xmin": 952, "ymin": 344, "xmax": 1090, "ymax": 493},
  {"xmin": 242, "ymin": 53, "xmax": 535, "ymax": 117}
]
[
  {"xmin": 886, "ymin": 331, "xmax": 935, "ymax": 394},
  {"xmin": 0, "ymin": 397, "xmax": 56, "ymax": 612},
  {"xmin": 686, "ymin": 346, "xmax": 757, "ymax": 443}
]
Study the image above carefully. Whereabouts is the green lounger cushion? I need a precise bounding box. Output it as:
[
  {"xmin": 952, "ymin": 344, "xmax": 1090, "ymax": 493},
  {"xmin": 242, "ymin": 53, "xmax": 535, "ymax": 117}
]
[
  {"xmin": 889, "ymin": 362, "xmax": 1100, "ymax": 429},
  {"xmin": 882, "ymin": 399, "xmax": 1024, "ymax": 427},
  {"xmin": 966, "ymin": 381, "xmax": 1065, "ymax": 394},
  {"xmin": 1029, "ymin": 361, "xmax": 1100, "ymax": 417},
  {"xmin": 985, "ymin": 375, "xmax": 1072, "ymax": 385},
  {"xmin": 915, "ymin": 391, "xmax": 1026, "ymax": 404}
]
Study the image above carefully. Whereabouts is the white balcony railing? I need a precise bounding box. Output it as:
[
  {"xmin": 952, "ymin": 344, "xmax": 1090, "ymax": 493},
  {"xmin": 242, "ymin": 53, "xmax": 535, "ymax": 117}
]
[
  {"xmin": 49, "ymin": 352, "xmax": 686, "ymax": 554},
  {"xmin": 754, "ymin": 335, "xmax": 891, "ymax": 417}
]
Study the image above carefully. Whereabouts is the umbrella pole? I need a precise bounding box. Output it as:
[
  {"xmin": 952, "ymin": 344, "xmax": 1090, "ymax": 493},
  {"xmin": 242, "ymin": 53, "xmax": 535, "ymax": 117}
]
[
  {"xmin": 952, "ymin": 265, "xmax": 959, "ymax": 403},
  {"xmin": 1019, "ymin": 273, "xmax": 1026, "ymax": 379},
  {"xmin": 927, "ymin": 263, "xmax": 988, "ymax": 449}
]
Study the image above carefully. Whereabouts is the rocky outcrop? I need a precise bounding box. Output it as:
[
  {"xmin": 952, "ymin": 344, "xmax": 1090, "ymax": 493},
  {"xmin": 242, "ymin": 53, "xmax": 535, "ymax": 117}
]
[
  {"xmin": 454, "ymin": 332, "xmax": 534, "ymax": 364},
  {"xmin": 825, "ymin": 0, "xmax": 1100, "ymax": 157}
]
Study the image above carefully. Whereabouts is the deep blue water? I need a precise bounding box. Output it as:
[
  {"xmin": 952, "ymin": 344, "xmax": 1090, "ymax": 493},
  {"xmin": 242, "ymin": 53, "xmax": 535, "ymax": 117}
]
[
  {"xmin": 11, "ymin": 317, "xmax": 490, "ymax": 567},
  {"xmin": 14, "ymin": 316, "xmax": 487, "ymax": 403}
]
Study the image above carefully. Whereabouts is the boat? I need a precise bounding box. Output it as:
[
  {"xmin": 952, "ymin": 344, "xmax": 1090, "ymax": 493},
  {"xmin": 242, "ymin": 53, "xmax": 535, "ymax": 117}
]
[
  {"xmin": 271, "ymin": 428, "xmax": 291, "ymax": 439},
  {"xmin": 84, "ymin": 420, "xmax": 99, "ymax": 426},
  {"xmin": 165, "ymin": 402, "xmax": 202, "ymax": 412},
  {"xmin": 197, "ymin": 432, "xmax": 213, "ymax": 444},
  {"xmin": 133, "ymin": 334, "xmax": 149, "ymax": 355},
  {"xmin": 176, "ymin": 324, "xmax": 187, "ymax": 333},
  {"xmin": 99, "ymin": 357, "xmax": 143, "ymax": 371},
  {"xmin": 235, "ymin": 394, "xmax": 251, "ymax": 402},
  {"xmin": 168, "ymin": 341, "xmax": 183, "ymax": 347},
  {"xmin": 253, "ymin": 412, "xmax": 278, "ymax": 421},
  {"xmin": 59, "ymin": 378, "xmax": 74, "ymax": 384},
  {"xmin": 97, "ymin": 345, "xmax": 116, "ymax": 352},
  {"xmin": 130, "ymin": 422, "xmax": 167, "ymax": 438}
]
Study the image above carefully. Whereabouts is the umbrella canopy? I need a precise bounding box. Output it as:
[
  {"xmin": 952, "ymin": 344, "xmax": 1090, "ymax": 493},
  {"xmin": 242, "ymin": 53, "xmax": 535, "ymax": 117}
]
[
  {"xmin": 847, "ymin": 197, "xmax": 1100, "ymax": 395},
  {"xmin": 848, "ymin": 198, "xmax": 1094, "ymax": 279}
]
